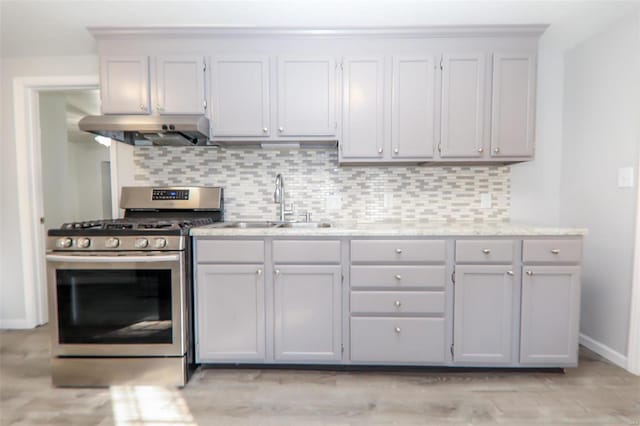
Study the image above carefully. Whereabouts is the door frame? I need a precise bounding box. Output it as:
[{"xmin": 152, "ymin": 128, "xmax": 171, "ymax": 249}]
[
  {"xmin": 13, "ymin": 75, "xmax": 109, "ymax": 327},
  {"xmin": 628, "ymin": 153, "xmax": 640, "ymax": 375}
]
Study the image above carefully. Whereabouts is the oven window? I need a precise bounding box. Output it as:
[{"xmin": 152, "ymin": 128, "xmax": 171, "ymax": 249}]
[{"xmin": 56, "ymin": 270, "xmax": 173, "ymax": 344}]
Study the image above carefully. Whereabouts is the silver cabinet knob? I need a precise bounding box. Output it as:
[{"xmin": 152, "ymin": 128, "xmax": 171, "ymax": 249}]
[
  {"xmin": 526, "ymin": 270, "xmax": 534, "ymax": 276},
  {"xmin": 140, "ymin": 104, "xmax": 146, "ymax": 111},
  {"xmin": 155, "ymin": 104, "xmax": 164, "ymax": 112},
  {"xmin": 257, "ymin": 269, "xmax": 262, "ymax": 275},
  {"xmin": 551, "ymin": 249, "xmax": 560, "ymax": 254},
  {"xmin": 395, "ymin": 248, "xmax": 402, "ymax": 254},
  {"xmin": 482, "ymin": 248, "xmax": 491, "ymax": 254},
  {"xmin": 56, "ymin": 238, "xmax": 72, "ymax": 248},
  {"xmin": 134, "ymin": 238, "xmax": 149, "ymax": 249},
  {"xmin": 378, "ymin": 148, "xmax": 383, "ymax": 154},
  {"xmin": 275, "ymin": 269, "xmax": 281, "ymax": 275},
  {"xmin": 262, "ymin": 127, "xmax": 268, "ymax": 133},
  {"xmin": 393, "ymin": 148, "xmax": 399, "ymax": 154},
  {"xmin": 395, "ymin": 274, "xmax": 402, "ymax": 280},
  {"xmin": 76, "ymin": 238, "xmax": 91, "ymax": 248},
  {"xmin": 506, "ymin": 270, "xmax": 514, "ymax": 276},
  {"xmin": 394, "ymin": 327, "xmax": 401, "ymax": 334},
  {"xmin": 394, "ymin": 300, "xmax": 402, "ymax": 307},
  {"xmin": 493, "ymin": 147, "xmax": 500, "ymax": 154},
  {"xmin": 278, "ymin": 126, "xmax": 284, "ymax": 132},
  {"xmin": 477, "ymin": 147, "xmax": 484, "ymax": 153}
]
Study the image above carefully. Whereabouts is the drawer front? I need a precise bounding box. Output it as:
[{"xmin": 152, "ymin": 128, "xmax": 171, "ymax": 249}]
[
  {"xmin": 351, "ymin": 240, "xmax": 446, "ymax": 263},
  {"xmin": 273, "ymin": 240, "xmax": 341, "ymax": 264},
  {"xmin": 351, "ymin": 317, "xmax": 446, "ymax": 363},
  {"xmin": 196, "ymin": 239, "xmax": 264, "ymax": 263},
  {"xmin": 350, "ymin": 265, "xmax": 446, "ymax": 289},
  {"xmin": 523, "ymin": 239, "xmax": 582, "ymax": 263},
  {"xmin": 351, "ymin": 291, "xmax": 445, "ymax": 315},
  {"xmin": 456, "ymin": 240, "xmax": 515, "ymax": 263}
]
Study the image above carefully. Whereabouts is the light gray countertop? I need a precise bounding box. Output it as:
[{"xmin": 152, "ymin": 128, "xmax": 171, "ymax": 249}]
[{"xmin": 190, "ymin": 221, "xmax": 588, "ymax": 237}]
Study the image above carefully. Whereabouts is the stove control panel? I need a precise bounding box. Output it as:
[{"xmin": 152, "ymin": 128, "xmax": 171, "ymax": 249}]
[
  {"xmin": 48, "ymin": 236, "xmax": 184, "ymax": 252},
  {"xmin": 152, "ymin": 189, "xmax": 189, "ymax": 201}
]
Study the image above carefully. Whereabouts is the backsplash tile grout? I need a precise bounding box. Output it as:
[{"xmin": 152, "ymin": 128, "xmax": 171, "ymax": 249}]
[{"xmin": 133, "ymin": 147, "xmax": 511, "ymax": 223}]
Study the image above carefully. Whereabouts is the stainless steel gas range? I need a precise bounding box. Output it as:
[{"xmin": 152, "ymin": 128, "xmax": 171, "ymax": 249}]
[{"xmin": 46, "ymin": 186, "xmax": 223, "ymax": 387}]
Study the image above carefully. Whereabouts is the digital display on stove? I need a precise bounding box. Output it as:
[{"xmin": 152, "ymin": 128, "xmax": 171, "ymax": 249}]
[{"xmin": 152, "ymin": 189, "xmax": 189, "ymax": 201}]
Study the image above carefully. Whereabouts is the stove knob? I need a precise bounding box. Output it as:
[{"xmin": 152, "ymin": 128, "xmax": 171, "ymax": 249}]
[
  {"xmin": 56, "ymin": 238, "xmax": 73, "ymax": 248},
  {"xmin": 135, "ymin": 238, "xmax": 149, "ymax": 249},
  {"xmin": 154, "ymin": 238, "xmax": 167, "ymax": 249},
  {"xmin": 76, "ymin": 238, "xmax": 91, "ymax": 248},
  {"xmin": 105, "ymin": 237, "xmax": 120, "ymax": 248}
]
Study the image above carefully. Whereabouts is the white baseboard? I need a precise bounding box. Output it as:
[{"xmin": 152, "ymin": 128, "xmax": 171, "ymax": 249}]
[{"xmin": 580, "ymin": 333, "xmax": 628, "ymax": 370}]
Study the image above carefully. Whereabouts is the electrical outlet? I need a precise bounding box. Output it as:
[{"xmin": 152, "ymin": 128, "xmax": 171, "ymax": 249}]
[
  {"xmin": 383, "ymin": 193, "xmax": 394, "ymax": 208},
  {"xmin": 618, "ymin": 167, "xmax": 635, "ymax": 188},
  {"xmin": 326, "ymin": 195, "xmax": 341, "ymax": 210},
  {"xmin": 480, "ymin": 193, "xmax": 492, "ymax": 209}
]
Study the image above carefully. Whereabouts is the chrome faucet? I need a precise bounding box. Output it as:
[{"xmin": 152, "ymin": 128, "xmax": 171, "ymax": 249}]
[{"xmin": 274, "ymin": 173, "xmax": 289, "ymax": 222}]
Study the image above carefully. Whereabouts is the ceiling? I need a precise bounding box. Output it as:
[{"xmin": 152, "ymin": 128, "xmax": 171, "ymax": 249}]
[{"xmin": 1, "ymin": 0, "xmax": 639, "ymax": 57}]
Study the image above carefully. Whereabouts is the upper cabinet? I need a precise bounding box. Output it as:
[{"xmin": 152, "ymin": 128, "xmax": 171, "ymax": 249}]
[
  {"xmin": 100, "ymin": 56, "xmax": 150, "ymax": 114},
  {"xmin": 100, "ymin": 55, "xmax": 206, "ymax": 115},
  {"xmin": 490, "ymin": 53, "xmax": 536, "ymax": 158},
  {"xmin": 210, "ymin": 55, "xmax": 338, "ymax": 142}
]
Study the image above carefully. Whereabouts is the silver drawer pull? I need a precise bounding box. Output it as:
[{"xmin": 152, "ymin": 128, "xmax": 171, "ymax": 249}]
[
  {"xmin": 395, "ymin": 248, "xmax": 403, "ymax": 254},
  {"xmin": 526, "ymin": 270, "xmax": 534, "ymax": 276},
  {"xmin": 394, "ymin": 300, "xmax": 402, "ymax": 307},
  {"xmin": 482, "ymin": 248, "xmax": 491, "ymax": 254},
  {"xmin": 506, "ymin": 270, "xmax": 514, "ymax": 276},
  {"xmin": 256, "ymin": 269, "xmax": 262, "ymax": 275},
  {"xmin": 551, "ymin": 249, "xmax": 560, "ymax": 254},
  {"xmin": 275, "ymin": 269, "xmax": 281, "ymax": 275},
  {"xmin": 394, "ymin": 274, "xmax": 402, "ymax": 280},
  {"xmin": 394, "ymin": 327, "xmax": 401, "ymax": 334}
]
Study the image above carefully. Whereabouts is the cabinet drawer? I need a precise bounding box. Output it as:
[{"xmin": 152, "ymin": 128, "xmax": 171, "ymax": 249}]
[
  {"xmin": 456, "ymin": 240, "xmax": 515, "ymax": 263},
  {"xmin": 351, "ymin": 240, "xmax": 446, "ymax": 263},
  {"xmin": 351, "ymin": 291, "xmax": 445, "ymax": 315},
  {"xmin": 523, "ymin": 239, "xmax": 582, "ymax": 263},
  {"xmin": 196, "ymin": 240, "xmax": 264, "ymax": 263},
  {"xmin": 350, "ymin": 265, "xmax": 446, "ymax": 289},
  {"xmin": 273, "ymin": 240, "xmax": 340, "ymax": 264},
  {"xmin": 350, "ymin": 317, "xmax": 446, "ymax": 363}
]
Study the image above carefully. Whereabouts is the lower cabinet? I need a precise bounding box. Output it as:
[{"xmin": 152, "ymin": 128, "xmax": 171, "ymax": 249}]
[
  {"xmin": 351, "ymin": 317, "xmax": 446, "ymax": 363},
  {"xmin": 453, "ymin": 265, "xmax": 517, "ymax": 364},
  {"xmin": 273, "ymin": 265, "xmax": 342, "ymax": 362},
  {"xmin": 196, "ymin": 264, "xmax": 265, "ymax": 362},
  {"xmin": 520, "ymin": 266, "xmax": 581, "ymax": 365}
]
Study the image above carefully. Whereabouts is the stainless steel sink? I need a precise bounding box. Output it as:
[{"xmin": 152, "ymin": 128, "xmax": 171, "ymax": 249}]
[
  {"xmin": 222, "ymin": 221, "xmax": 280, "ymax": 228},
  {"xmin": 276, "ymin": 222, "xmax": 331, "ymax": 228}
]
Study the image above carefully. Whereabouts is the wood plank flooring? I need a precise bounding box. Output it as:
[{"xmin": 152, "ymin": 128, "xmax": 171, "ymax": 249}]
[{"xmin": 1, "ymin": 325, "xmax": 639, "ymax": 425}]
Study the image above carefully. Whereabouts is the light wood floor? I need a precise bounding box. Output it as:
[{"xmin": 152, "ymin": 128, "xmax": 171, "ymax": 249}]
[{"xmin": 1, "ymin": 326, "xmax": 639, "ymax": 425}]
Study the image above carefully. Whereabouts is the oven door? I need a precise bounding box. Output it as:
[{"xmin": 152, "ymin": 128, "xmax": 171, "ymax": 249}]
[{"xmin": 46, "ymin": 252, "xmax": 186, "ymax": 357}]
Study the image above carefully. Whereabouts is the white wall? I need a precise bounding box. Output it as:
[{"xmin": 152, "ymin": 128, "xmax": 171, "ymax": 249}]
[
  {"xmin": 560, "ymin": 13, "xmax": 640, "ymax": 357},
  {"xmin": 0, "ymin": 56, "xmax": 98, "ymax": 327}
]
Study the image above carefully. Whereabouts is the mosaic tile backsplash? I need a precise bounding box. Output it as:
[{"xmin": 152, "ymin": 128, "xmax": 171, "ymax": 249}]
[{"xmin": 133, "ymin": 147, "xmax": 510, "ymax": 223}]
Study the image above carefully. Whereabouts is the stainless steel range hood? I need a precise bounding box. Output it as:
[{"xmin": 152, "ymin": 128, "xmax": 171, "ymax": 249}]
[{"xmin": 78, "ymin": 115, "xmax": 210, "ymax": 146}]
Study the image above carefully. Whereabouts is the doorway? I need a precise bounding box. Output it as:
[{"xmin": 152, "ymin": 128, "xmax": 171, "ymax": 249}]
[{"xmin": 39, "ymin": 89, "xmax": 112, "ymax": 230}]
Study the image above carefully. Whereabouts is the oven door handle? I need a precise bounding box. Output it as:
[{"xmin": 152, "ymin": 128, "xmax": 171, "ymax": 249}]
[{"xmin": 46, "ymin": 254, "xmax": 181, "ymax": 263}]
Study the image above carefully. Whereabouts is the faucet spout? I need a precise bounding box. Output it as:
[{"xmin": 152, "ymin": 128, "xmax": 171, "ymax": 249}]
[{"xmin": 274, "ymin": 173, "xmax": 285, "ymax": 221}]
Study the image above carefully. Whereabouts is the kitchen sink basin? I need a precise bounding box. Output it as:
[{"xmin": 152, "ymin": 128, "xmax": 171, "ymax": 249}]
[
  {"xmin": 276, "ymin": 222, "xmax": 332, "ymax": 228},
  {"xmin": 222, "ymin": 221, "xmax": 279, "ymax": 228}
]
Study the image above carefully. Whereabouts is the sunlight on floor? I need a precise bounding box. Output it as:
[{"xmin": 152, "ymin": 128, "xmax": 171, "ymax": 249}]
[{"xmin": 110, "ymin": 386, "xmax": 197, "ymax": 426}]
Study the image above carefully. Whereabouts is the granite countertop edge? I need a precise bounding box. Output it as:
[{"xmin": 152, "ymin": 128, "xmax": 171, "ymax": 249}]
[{"xmin": 190, "ymin": 222, "xmax": 588, "ymax": 237}]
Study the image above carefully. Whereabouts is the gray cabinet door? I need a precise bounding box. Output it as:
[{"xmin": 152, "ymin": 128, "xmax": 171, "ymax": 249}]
[
  {"xmin": 277, "ymin": 57, "xmax": 336, "ymax": 136},
  {"xmin": 453, "ymin": 265, "xmax": 516, "ymax": 364},
  {"xmin": 340, "ymin": 57, "xmax": 385, "ymax": 160},
  {"xmin": 211, "ymin": 56, "xmax": 270, "ymax": 137},
  {"xmin": 520, "ymin": 266, "xmax": 581, "ymax": 365},
  {"xmin": 490, "ymin": 53, "xmax": 536, "ymax": 158},
  {"xmin": 391, "ymin": 56, "xmax": 436, "ymax": 159},
  {"xmin": 196, "ymin": 264, "xmax": 265, "ymax": 362},
  {"xmin": 154, "ymin": 56, "xmax": 206, "ymax": 115},
  {"xmin": 440, "ymin": 53, "xmax": 487, "ymax": 158},
  {"xmin": 273, "ymin": 265, "xmax": 342, "ymax": 362},
  {"xmin": 100, "ymin": 56, "xmax": 150, "ymax": 114}
]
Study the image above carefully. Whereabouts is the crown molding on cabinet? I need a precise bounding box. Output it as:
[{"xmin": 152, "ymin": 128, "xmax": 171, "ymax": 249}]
[{"xmin": 87, "ymin": 25, "xmax": 549, "ymax": 40}]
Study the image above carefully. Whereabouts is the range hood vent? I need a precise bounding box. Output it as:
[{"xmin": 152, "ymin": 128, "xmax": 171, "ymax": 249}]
[{"xmin": 78, "ymin": 115, "xmax": 210, "ymax": 146}]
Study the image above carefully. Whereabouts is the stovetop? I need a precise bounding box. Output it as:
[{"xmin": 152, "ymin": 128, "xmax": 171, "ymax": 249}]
[{"xmin": 48, "ymin": 217, "xmax": 216, "ymax": 237}]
